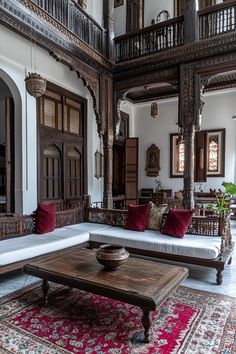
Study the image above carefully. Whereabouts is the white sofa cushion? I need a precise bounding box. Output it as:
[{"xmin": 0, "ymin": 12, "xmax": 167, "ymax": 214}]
[
  {"xmin": 66, "ymin": 222, "xmax": 113, "ymax": 232},
  {"xmin": 0, "ymin": 223, "xmax": 114, "ymax": 266},
  {"xmin": 89, "ymin": 227, "xmax": 221, "ymax": 260},
  {"xmin": 0, "ymin": 227, "xmax": 90, "ymax": 266}
]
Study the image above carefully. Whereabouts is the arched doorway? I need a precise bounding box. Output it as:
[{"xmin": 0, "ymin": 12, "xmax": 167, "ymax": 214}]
[{"xmin": 0, "ymin": 78, "xmax": 14, "ymax": 213}]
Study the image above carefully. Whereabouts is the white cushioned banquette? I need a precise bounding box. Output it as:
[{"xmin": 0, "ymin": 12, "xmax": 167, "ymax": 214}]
[
  {"xmin": 0, "ymin": 222, "xmax": 222, "ymax": 267},
  {"xmin": 89, "ymin": 227, "xmax": 221, "ymax": 260},
  {"xmin": 0, "ymin": 223, "xmax": 111, "ymax": 266}
]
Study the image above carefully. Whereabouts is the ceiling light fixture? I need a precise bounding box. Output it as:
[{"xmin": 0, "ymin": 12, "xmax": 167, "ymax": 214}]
[{"xmin": 151, "ymin": 102, "xmax": 159, "ymax": 119}]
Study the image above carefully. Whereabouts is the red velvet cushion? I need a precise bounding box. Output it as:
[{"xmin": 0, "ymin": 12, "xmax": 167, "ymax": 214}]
[
  {"xmin": 35, "ymin": 202, "xmax": 56, "ymax": 234},
  {"xmin": 161, "ymin": 208, "xmax": 193, "ymax": 238},
  {"xmin": 124, "ymin": 204, "xmax": 149, "ymax": 231}
]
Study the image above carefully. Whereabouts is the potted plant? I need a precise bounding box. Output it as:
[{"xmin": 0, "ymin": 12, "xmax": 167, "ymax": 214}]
[{"xmin": 207, "ymin": 181, "xmax": 236, "ymax": 216}]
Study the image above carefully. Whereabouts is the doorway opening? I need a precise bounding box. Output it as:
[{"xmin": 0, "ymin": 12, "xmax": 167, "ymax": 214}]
[{"xmin": 0, "ymin": 78, "xmax": 14, "ymax": 214}]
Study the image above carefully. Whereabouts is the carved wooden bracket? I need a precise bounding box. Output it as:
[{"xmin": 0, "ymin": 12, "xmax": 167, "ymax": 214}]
[{"xmin": 49, "ymin": 49, "xmax": 102, "ymax": 136}]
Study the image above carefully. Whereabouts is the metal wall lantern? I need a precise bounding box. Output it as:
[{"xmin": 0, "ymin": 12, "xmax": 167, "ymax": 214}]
[
  {"xmin": 151, "ymin": 102, "xmax": 159, "ymax": 119},
  {"xmin": 25, "ymin": 72, "xmax": 47, "ymax": 98}
]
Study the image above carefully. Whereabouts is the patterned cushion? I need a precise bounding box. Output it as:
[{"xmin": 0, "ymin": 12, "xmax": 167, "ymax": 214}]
[{"xmin": 147, "ymin": 202, "xmax": 168, "ymax": 231}]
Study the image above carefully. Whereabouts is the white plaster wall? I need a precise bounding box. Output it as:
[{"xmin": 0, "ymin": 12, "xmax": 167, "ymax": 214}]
[
  {"xmin": 0, "ymin": 25, "xmax": 102, "ymax": 213},
  {"xmin": 132, "ymin": 90, "xmax": 236, "ymax": 194},
  {"xmin": 201, "ymin": 90, "xmax": 236, "ymax": 190},
  {"xmin": 86, "ymin": 0, "xmax": 103, "ymax": 27},
  {"xmin": 120, "ymin": 101, "xmax": 134, "ymax": 135},
  {"xmin": 114, "ymin": 0, "xmax": 174, "ymax": 37},
  {"xmin": 144, "ymin": 0, "xmax": 174, "ymax": 28}
]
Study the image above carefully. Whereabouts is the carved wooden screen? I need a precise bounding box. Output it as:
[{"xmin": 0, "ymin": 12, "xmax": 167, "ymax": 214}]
[
  {"xmin": 126, "ymin": 0, "xmax": 144, "ymax": 33},
  {"xmin": 39, "ymin": 84, "xmax": 86, "ymax": 205}
]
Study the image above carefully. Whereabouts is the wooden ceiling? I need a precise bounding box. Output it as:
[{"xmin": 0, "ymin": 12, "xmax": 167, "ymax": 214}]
[{"xmin": 125, "ymin": 71, "xmax": 236, "ymax": 103}]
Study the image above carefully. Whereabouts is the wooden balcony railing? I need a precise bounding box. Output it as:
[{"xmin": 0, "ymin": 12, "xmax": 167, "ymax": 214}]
[
  {"xmin": 31, "ymin": 0, "xmax": 105, "ymax": 54},
  {"xmin": 199, "ymin": 1, "xmax": 236, "ymax": 40},
  {"xmin": 115, "ymin": 16, "xmax": 184, "ymax": 63}
]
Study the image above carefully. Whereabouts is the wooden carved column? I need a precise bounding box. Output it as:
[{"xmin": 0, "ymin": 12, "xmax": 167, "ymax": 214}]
[
  {"xmin": 179, "ymin": 64, "xmax": 200, "ymax": 209},
  {"xmin": 101, "ymin": 74, "xmax": 114, "ymax": 209},
  {"xmin": 184, "ymin": 0, "xmax": 199, "ymax": 43},
  {"xmin": 103, "ymin": 0, "xmax": 115, "ymax": 60}
]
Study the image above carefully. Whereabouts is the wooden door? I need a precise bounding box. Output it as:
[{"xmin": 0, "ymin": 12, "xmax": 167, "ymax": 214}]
[
  {"xmin": 126, "ymin": 0, "xmax": 144, "ymax": 32},
  {"xmin": 5, "ymin": 96, "xmax": 14, "ymax": 213},
  {"xmin": 125, "ymin": 138, "xmax": 138, "ymax": 206},
  {"xmin": 194, "ymin": 130, "xmax": 207, "ymax": 182},
  {"xmin": 65, "ymin": 144, "xmax": 82, "ymax": 200}
]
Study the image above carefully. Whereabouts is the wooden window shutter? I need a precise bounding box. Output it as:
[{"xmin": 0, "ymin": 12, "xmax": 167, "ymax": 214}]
[
  {"xmin": 42, "ymin": 144, "xmax": 62, "ymax": 200},
  {"xmin": 65, "ymin": 146, "xmax": 82, "ymax": 198},
  {"xmin": 194, "ymin": 131, "xmax": 207, "ymax": 182}
]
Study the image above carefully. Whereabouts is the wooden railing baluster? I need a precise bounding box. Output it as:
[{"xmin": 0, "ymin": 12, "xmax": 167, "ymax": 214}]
[
  {"xmin": 199, "ymin": 1, "xmax": 235, "ymax": 40},
  {"xmin": 31, "ymin": 0, "xmax": 104, "ymax": 55},
  {"xmin": 115, "ymin": 16, "xmax": 184, "ymax": 62}
]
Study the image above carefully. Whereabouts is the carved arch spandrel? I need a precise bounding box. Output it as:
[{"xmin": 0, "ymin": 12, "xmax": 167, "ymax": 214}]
[{"xmin": 49, "ymin": 49, "xmax": 102, "ymax": 136}]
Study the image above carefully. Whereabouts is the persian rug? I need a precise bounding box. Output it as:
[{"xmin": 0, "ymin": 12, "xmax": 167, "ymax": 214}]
[{"xmin": 0, "ymin": 283, "xmax": 235, "ymax": 354}]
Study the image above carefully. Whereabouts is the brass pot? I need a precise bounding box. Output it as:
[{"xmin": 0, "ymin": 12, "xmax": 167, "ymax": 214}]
[{"xmin": 96, "ymin": 244, "xmax": 129, "ymax": 271}]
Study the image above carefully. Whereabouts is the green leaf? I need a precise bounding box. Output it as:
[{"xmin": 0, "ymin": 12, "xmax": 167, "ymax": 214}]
[{"xmin": 222, "ymin": 181, "xmax": 236, "ymax": 195}]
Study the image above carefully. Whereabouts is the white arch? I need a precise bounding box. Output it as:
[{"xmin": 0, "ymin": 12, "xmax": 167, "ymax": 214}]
[{"xmin": 0, "ymin": 69, "xmax": 22, "ymax": 214}]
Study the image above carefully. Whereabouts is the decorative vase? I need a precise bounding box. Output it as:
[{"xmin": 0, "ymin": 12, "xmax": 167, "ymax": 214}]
[
  {"xmin": 25, "ymin": 72, "xmax": 47, "ymax": 98},
  {"xmin": 96, "ymin": 244, "xmax": 129, "ymax": 271}
]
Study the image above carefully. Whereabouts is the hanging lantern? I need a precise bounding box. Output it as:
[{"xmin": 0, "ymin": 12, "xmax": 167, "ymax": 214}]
[
  {"xmin": 25, "ymin": 72, "xmax": 47, "ymax": 98},
  {"xmin": 151, "ymin": 102, "xmax": 159, "ymax": 119}
]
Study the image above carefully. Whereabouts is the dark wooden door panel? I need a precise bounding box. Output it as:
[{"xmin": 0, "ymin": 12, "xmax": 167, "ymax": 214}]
[
  {"xmin": 125, "ymin": 137, "xmax": 138, "ymax": 206},
  {"xmin": 5, "ymin": 96, "xmax": 14, "ymax": 213}
]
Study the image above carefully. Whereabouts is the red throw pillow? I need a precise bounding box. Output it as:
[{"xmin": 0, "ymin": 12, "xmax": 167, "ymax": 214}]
[
  {"xmin": 161, "ymin": 208, "xmax": 193, "ymax": 238},
  {"xmin": 124, "ymin": 204, "xmax": 149, "ymax": 232},
  {"xmin": 35, "ymin": 202, "xmax": 56, "ymax": 234}
]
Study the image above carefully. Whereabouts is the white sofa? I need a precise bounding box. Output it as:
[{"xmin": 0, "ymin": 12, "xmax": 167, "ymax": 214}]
[
  {"xmin": 0, "ymin": 223, "xmax": 110, "ymax": 269},
  {"xmin": 0, "ymin": 205, "xmax": 234, "ymax": 285},
  {"xmin": 0, "ymin": 222, "xmax": 222, "ymax": 268}
]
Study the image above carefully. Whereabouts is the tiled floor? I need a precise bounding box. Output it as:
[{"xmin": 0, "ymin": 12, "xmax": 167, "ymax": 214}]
[{"xmin": 0, "ymin": 222, "xmax": 235, "ymax": 298}]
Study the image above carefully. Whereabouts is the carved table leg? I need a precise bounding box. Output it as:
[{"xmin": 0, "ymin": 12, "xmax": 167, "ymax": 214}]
[
  {"xmin": 42, "ymin": 279, "xmax": 50, "ymax": 305},
  {"xmin": 228, "ymin": 256, "xmax": 232, "ymax": 265},
  {"xmin": 216, "ymin": 271, "xmax": 223, "ymax": 285},
  {"xmin": 141, "ymin": 308, "xmax": 152, "ymax": 343}
]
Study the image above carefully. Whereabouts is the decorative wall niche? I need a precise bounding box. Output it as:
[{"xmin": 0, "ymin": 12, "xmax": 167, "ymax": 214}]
[{"xmin": 145, "ymin": 144, "xmax": 160, "ymax": 177}]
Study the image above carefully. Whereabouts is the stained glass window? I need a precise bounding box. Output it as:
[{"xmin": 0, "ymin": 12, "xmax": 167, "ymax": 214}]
[
  {"xmin": 177, "ymin": 142, "xmax": 185, "ymax": 173},
  {"xmin": 208, "ymin": 135, "xmax": 218, "ymax": 172}
]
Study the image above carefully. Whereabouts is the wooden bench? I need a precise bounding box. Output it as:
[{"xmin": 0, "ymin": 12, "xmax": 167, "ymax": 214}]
[{"xmin": 87, "ymin": 207, "xmax": 234, "ymax": 285}]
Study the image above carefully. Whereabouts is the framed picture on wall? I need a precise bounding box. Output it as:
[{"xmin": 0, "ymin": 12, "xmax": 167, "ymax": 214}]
[
  {"xmin": 206, "ymin": 129, "xmax": 225, "ymax": 177},
  {"xmin": 114, "ymin": 0, "xmax": 124, "ymax": 8},
  {"xmin": 170, "ymin": 129, "xmax": 225, "ymax": 178}
]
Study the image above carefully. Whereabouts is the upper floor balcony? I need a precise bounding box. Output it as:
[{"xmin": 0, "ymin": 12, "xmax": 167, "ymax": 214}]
[
  {"xmin": 115, "ymin": 1, "xmax": 236, "ymax": 63},
  {"xmin": 1, "ymin": 0, "xmax": 235, "ymax": 66},
  {"xmin": 31, "ymin": 0, "xmax": 106, "ymax": 55}
]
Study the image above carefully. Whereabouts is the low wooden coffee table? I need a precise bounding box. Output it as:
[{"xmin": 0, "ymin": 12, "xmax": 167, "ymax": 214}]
[{"xmin": 24, "ymin": 247, "xmax": 188, "ymax": 343}]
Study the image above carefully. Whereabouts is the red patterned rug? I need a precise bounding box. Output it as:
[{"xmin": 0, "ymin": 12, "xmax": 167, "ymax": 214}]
[{"xmin": 0, "ymin": 283, "xmax": 235, "ymax": 353}]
